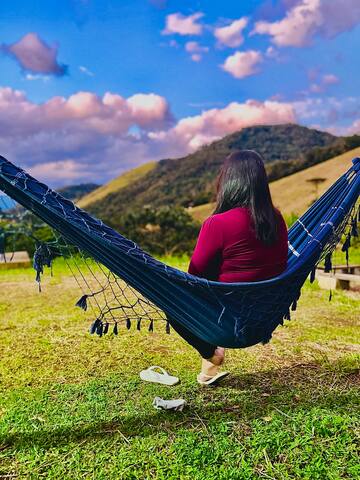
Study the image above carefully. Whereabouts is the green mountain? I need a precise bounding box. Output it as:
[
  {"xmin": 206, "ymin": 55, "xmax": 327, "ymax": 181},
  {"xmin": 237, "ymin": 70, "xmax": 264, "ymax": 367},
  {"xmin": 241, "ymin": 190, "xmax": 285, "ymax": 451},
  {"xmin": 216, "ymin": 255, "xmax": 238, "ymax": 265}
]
[{"xmin": 80, "ymin": 124, "xmax": 357, "ymax": 226}]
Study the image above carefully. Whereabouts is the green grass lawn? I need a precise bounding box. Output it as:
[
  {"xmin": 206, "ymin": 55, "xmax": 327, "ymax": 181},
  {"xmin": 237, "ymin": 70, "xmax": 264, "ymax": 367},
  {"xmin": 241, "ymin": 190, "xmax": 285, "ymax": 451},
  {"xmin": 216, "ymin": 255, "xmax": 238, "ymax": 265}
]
[{"xmin": 0, "ymin": 257, "xmax": 359, "ymax": 479}]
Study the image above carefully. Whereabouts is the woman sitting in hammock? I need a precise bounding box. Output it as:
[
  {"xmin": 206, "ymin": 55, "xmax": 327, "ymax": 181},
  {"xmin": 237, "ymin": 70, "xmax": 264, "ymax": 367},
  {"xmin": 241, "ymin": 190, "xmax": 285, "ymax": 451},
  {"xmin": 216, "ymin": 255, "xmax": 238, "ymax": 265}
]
[{"xmin": 171, "ymin": 150, "xmax": 288, "ymax": 385}]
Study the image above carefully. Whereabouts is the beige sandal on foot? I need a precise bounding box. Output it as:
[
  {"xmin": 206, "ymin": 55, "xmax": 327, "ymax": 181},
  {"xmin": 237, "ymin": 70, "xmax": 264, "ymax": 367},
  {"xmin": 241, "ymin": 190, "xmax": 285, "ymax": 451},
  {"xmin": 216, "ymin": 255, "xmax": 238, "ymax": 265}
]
[{"xmin": 197, "ymin": 371, "xmax": 229, "ymax": 386}]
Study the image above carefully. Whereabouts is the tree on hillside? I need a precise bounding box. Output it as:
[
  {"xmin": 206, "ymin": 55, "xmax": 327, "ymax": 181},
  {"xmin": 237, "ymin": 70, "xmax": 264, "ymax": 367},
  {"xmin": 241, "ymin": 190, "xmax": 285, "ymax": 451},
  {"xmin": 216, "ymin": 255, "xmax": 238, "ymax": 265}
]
[
  {"xmin": 307, "ymin": 177, "xmax": 326, "ymax": 204},
  {"xmin": 112, "ymin": 206, "xmax": 200, "ymax": 256}
]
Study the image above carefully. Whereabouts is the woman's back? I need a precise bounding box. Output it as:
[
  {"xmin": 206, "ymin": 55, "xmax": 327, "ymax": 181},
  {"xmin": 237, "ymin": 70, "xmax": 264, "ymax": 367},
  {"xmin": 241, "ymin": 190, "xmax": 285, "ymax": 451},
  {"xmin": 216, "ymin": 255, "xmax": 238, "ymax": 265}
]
[{"xmin": 188, "ymin": 207, "xmax": 288, "ymax": 283}]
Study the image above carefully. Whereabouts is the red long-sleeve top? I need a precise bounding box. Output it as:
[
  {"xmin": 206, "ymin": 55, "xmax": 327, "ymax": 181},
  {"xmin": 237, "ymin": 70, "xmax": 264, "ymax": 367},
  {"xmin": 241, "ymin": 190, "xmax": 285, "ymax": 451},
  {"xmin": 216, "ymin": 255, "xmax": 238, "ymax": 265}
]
[{"xmin": 188, "ymin": 207, "xmax": 288, "ymax": 283}]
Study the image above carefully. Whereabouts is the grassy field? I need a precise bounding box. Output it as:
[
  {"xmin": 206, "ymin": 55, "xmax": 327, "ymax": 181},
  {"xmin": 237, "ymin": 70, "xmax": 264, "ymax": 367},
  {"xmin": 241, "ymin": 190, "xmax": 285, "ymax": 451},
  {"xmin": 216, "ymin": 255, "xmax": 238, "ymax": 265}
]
[{"xmin": 0, "ymin": 257, "xmax": 359, "ymax": 479}]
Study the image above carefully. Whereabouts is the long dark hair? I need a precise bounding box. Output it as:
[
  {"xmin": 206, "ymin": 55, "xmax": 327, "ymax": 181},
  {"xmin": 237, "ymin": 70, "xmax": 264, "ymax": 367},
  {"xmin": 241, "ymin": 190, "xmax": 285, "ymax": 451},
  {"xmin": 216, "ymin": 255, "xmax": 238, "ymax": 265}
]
[{"xmin": 214, "ymin": 150, "xmax": 279, "ymax": 245}]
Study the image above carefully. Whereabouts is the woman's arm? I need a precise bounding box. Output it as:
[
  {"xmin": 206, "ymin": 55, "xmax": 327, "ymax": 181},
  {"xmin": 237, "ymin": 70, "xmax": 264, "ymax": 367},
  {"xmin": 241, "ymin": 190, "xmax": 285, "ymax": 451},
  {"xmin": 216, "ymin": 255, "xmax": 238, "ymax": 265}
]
[{"xmin": 188, "ymin": 216, "xmax": 223, "ymax": 280}]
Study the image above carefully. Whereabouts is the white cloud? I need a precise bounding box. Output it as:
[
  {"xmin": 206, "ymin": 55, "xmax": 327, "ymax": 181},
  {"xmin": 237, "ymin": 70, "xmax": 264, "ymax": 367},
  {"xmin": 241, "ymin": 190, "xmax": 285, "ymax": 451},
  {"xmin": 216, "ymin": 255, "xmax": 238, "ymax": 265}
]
[
  {"xmin": 185, "ymin": 41, "xmax": 208, "ymax": 53},
  {"xmin": 28, "ymin": 159, "xmax": 88, "ymax": 183},
  {"xmin": 162, "ymin": 12, "xmax": 204, "ymax": 36},
  {"xmin": 190, "ymin": 53, "xmax": 202, "ymax": 62},
  {"xmin": 265, "ymin": 46, "xmax": 279, "ymax": 59},
  {"xmin": 307, "ymin": 73, "xmax": 340, "ymax": 94},
  {"xmin": 148, "ymin": 99, "xmax": 297, "ymax": 152},
  {"xmin": 79, "ymin": 65, "xmax": 94, "ymax": 76},
  {"xmin": 0, "ymin": 87, "xmax": 173, "ymax": 185},
  {"xmin": 345, "ymin": 118, "xmax": 360, "ymax": 134},
  {"xmin": 185, "ymin": 41, "xmax": 209, "ymax": 62},
  {"xmin": 309, "ymin": 83, "xmax": 323, "ymax": 93},
  {"xmin": 322, "ymin": 74, "xmax": 339, "ymax": 85},
  {"xmin": 322, "ymin": 118, "xmax": 360, "ymax": 135},
  {"xmin": 291, "ymin": 96, "xmax": 360, "ymax": 127},
  {"xmin": 253, "ymin": 0, "xmax": 360, "ymax": 47},
  {"xmin": 25, "ymin": 73, "xmax": 51, "ymax": 82},
  {"xmin": 221, "ymin": 50, "xmax": 263, "ymax": 79},
  {"xmin": 214, "ymin": 17, "xmax": 248, "ymax": 48}
]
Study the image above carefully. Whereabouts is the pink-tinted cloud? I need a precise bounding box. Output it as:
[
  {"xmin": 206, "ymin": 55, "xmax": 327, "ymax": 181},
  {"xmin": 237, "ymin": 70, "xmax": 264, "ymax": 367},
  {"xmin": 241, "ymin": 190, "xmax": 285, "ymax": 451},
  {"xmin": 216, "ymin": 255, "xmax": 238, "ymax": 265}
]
[
  {"xmin": 322, "ymin": 74, "xmax": 339, "ymax": 85},
  {"xmin": 253, "ymin": 0, "xmax": 360, "ymax": 47},
  {"xmin": 221, "ymin": 50, "xmax": 263, "ymax": 79},
  {"xmin": 0, "ymin": 87, "xmax": 300, "ymax": 186},
  {"xmin": 214, "ymin": 17, "xmax": 248, "ymax": 48},
  {"xmin": 28, "ymin": 159, "xmax": 88, "ymax": 183},
  {"xmin": 0, "ymin": 87, "xmax": 173, "ymax": 185},
  {"xmin": 149, "ymin": 100, "xmax": 297, "ymax": 152},
  {"xmin": 309, "ymin": 83, "xmax": 323, "ymax": 94},
  {"xmin": 323, "ymin": 118, "xmax": 360, "ymax": 135},
  {"xmin": 346, "ymin": 118, "xmax": 360, "ymax": 134},
  {"xmin": 308, "ymin": 73, "xmax": 340, "ymax": 94},
  {"xmin": 79, "ymin": 65, "xmax": 94, "ymax": 77},
  {"xmin": 185, "ymin": 41, "xmax": 209, "ymax": 62},
  {"xmin": 265, "ymin": 46, "xmax": 279, "ymax": 59},
  {"xmin": 307, "ymin": 67, "xmax": 321, "ymax": 81},
  {"xmin": 291, "ymin": 96, "xmax": 360, "ymax": 129},
  {"xmin": 162, "ymin": 12, "xmax": 204, "ymax": 36},
  {"xmin": 1, "ymin": 33, "xmax": 67, "ymax": 76},
  {"xmin": 8, "ymin": 89, "xmax": 357, "ymax": 187},
  {"xmin": 127, "ymin": 93, "xmax": 173, "ymax": 128}
]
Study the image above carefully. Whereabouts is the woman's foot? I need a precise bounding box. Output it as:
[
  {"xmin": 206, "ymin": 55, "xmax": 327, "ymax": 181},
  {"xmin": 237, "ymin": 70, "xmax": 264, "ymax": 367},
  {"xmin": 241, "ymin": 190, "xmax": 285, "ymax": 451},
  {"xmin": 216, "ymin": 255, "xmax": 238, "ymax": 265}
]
[
  {"xmin": 198, "ymin": 347, "xmax": 226, "ymax": 381},
  {"xmin": 210, "ymin": 347, "xmax": 225, "ymax": 366}
]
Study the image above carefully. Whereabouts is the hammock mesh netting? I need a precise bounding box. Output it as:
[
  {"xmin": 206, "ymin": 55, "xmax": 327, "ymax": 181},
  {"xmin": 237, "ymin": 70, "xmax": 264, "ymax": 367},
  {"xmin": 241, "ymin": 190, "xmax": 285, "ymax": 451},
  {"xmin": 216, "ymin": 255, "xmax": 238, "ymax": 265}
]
[
  {"xmin": 0, "ymin": 196, "xmax": 167, "ymax": 333},
  {"xmin": 0, "ymin": 155, "xmax": 359, "ymax": 348}
]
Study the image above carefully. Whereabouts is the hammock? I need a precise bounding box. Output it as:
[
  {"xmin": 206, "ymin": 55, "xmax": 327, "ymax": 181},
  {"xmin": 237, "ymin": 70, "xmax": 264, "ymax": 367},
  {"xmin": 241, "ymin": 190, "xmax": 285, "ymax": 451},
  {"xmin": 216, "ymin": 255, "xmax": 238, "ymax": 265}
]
[{"xmin": 0, "ymin": 155, "xmax": 359, "ymax": 348}]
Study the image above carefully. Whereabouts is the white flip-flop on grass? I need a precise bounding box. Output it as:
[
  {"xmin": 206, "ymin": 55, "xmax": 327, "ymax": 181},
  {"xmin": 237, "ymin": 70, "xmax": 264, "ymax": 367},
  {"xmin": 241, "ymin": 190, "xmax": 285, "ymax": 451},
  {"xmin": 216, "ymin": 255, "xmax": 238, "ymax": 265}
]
[
  {"xmin": 140, "ymin": 366, "xmax": 180, "ymax": 386},
  {"xmin": 197, "ymin": 371, "xmax": 229, "ymax": 386}
]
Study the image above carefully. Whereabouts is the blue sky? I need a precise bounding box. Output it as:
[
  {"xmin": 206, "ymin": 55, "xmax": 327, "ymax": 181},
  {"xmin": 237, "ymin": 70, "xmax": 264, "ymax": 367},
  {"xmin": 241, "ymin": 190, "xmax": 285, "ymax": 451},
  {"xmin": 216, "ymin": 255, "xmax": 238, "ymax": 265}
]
[{"xmin": 0, "ymin": 0, "xmax": 359, "ymax": 186}]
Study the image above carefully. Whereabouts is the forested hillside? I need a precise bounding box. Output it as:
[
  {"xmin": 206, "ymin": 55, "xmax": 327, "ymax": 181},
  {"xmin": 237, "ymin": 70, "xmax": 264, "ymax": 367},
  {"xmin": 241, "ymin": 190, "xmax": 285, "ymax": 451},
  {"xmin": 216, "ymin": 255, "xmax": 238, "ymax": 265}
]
[{"xmin": 83, "ymin": 124, "xmax": 343, "ymax": 225}]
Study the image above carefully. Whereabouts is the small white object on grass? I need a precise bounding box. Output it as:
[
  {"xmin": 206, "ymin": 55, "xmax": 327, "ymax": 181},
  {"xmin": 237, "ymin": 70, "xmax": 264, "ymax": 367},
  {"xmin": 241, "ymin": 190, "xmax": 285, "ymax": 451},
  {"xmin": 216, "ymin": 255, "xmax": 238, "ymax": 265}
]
[
  {"xmin": 139, "ymin": 366, "xmax": 180, "ymax": 385},
  {"xmin": 153, "ymin": 397, "xmax": 186, "ymax": 411}
]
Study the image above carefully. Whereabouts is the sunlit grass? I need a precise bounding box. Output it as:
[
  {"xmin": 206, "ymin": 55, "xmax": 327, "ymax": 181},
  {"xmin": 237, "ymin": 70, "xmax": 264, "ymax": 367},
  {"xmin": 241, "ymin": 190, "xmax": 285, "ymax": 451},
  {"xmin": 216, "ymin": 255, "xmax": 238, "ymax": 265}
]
[{"xmin": 0, "ymin": 257, "xmax": 359, "ymax": 479}]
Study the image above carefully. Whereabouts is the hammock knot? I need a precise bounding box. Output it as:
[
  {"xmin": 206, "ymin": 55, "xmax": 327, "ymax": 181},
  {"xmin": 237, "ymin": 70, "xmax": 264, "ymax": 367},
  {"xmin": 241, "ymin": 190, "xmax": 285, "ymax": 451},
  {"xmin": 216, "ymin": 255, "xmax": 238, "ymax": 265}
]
[
  {"xmin": 75, "ymin": 294, "xmax": 89, "ymax": 311},
  {"xmin": 0, "ymin": 229, "xmax": 5, "ymax": 255},
  {"xmin": 166, "ymin": 320, "xmax": 171, "ymax": 334},
  {"xmin": 310, "ymin": 266, "xmax": 316, "ymax": 283},
  {"xmin": 89, "ymin": 318, "xmax": 101, "ymax": 335},
  {"xmin": 341, "ymin": 233, "xmax": 351, "ymax": 264},
  {"xmin": 351, "ymin": 217, "xmax": 358, "ymax": 238},
  {"xmin": 324, "ymin": 253, "xmax": 332, "ymax": 273},
  {"xmin": 284, "ymin": 309, "xmax": 291, "ymax": 321},
  {"xmin": 96, "ymin": 321, "xmax": 104, "ymax": 337},
  {"xmin": 33, "ymin": 242, "xmax": 53, "ymax": 286}
]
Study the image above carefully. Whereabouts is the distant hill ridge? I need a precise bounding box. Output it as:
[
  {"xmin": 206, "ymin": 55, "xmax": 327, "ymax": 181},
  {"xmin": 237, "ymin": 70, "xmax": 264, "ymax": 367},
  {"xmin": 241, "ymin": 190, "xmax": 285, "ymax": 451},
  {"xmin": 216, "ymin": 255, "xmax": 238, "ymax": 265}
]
[
  {"xmin": 77, "ymin": 124, "xmax": 359, "ymax": 226},
  {"xmin": 59, "ymin": 183, "xmax": 100, "ymax": 202}
]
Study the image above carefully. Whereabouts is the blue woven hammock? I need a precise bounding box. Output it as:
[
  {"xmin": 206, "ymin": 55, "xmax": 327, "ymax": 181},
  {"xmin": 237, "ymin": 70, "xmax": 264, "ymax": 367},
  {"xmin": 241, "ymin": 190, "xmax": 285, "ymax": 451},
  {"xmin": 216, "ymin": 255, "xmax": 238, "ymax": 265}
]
[{"xmin": 0, "ymin": 155, "xmax": 359, "ymax": 348}]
